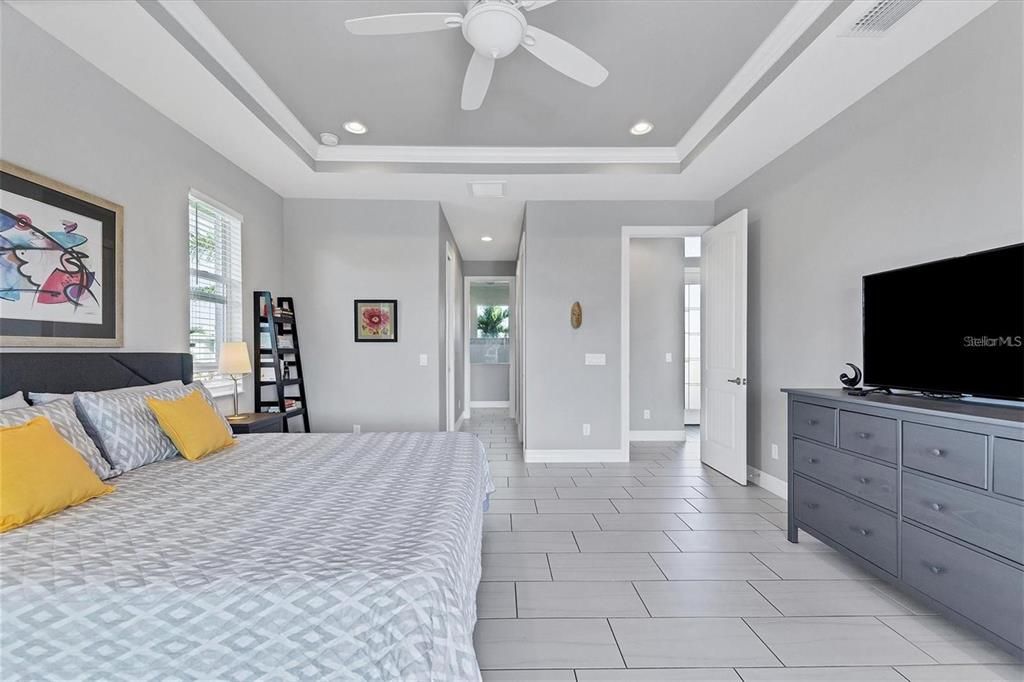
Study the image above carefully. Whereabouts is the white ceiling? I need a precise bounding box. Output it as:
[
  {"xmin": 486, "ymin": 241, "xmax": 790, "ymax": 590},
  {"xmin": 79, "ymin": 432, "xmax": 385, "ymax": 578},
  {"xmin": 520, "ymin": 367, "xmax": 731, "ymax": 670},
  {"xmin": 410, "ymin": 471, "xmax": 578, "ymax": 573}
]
[
  {"xmin": 442, "ymin": 200, "xmax": 524, "ymax": 260},
  {"xmin": 194, "ymin": 0, "xmax": 794, "ymax": 148},
  {"xmin": 6, "ymin": 0, "xmax": 998, "ymax": 261}
]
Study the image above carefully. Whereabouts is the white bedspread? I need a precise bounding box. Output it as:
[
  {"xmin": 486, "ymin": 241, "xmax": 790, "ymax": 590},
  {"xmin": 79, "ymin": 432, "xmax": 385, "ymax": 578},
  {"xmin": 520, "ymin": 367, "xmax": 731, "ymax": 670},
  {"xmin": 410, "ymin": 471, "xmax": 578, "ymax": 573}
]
[{"xmin": 0, "ymin": 431, "xmax": 493, "ymax": 681}]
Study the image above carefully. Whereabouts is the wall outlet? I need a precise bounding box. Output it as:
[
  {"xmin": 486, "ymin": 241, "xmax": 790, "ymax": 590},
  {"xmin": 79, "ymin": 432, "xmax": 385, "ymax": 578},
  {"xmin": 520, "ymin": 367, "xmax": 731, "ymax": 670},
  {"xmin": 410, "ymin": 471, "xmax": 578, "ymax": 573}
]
[
  {"xmin": 665, "ymin": 352, "xmax": 672, "ymax": 363},
  {"xmin": 771, "ymin": 443, "xmax": 779, "ymax": 460},
  {"xmin": 582, "ymin": 423, "xmax": 591, "ymax": 436},
  {"xmin": 584, "ymin": 353, "xmax": 606, "ymax": 366},
  {"xmin": 419, "ymin": 354, "xmax": 429, "ymax": 366},
  {"xmin": 353, "ymin": 424, "xmax": 361, "ymax": 434},
  {"xmin": 643, "ymin": 409, "xmax": 651, "ymax": 420}
]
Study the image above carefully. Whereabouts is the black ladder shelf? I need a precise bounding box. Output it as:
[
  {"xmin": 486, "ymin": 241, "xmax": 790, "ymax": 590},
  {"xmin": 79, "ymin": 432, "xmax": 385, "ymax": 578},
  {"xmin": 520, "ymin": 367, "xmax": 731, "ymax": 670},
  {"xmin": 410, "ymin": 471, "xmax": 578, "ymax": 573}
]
[{"xmin": 253, "ymin": 291, "xmax": 310, "ymax": 432}]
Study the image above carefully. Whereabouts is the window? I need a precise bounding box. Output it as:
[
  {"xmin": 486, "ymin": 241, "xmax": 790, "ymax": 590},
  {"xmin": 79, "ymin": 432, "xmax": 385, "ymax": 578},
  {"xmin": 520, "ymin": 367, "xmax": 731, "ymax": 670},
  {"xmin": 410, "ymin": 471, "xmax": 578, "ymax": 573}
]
[
  {"xmin": 475, "ymin": 304, "xmax": 510, "ymax": 339},
  {"xmin": 684, "ymin": 282, "xmax": 701, "ymax": 411},
  {"xmin": 188, "ymin": 191, "xmax": 242, "ymax": 391}
]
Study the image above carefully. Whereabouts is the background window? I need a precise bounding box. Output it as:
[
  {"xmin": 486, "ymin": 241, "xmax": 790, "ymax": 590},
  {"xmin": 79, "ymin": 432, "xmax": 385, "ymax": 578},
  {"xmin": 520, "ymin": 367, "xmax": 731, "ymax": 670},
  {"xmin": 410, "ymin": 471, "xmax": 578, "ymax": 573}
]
[{"xmin": 188, "ymin": 191, "xmax": 242, "ymax": 389}]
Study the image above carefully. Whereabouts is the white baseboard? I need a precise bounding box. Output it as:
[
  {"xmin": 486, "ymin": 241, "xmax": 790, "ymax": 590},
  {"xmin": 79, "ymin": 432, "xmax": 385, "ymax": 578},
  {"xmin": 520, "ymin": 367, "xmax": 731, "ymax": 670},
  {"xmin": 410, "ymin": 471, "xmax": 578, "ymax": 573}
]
[
  {"xmin": 629, "ymin": 430, "xmax": 687, "ymax": 442},
  {"xmin": 470, "ymin": 401, "xmax": 510, "ymax": 408},
  {"xmin": 747, "ymin": 465, "xmax": 787, "ymax": 499},
  {"xmin": 525, "ymin": 448, "xmax": 628, "ymax": 463}
]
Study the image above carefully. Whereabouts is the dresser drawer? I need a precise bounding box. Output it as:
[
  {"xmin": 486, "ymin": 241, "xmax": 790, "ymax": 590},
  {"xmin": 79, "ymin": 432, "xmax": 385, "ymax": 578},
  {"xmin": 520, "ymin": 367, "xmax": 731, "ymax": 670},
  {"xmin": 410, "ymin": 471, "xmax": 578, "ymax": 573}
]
[
  {"xmin": 993, "ymin": 438, "xmax": 1024, "ymax": 501},
  {"xmin": 838, "ymin": 410, "xmax": 897, "ymax": 464},
  {"xmin": 902, "ymin": 472, "xmax": 1024, "ymax": 564},
  {"xmin": 793, "ymin": 439, "xmax": 897, "ymax": 511},
  {"xmin": 902, "ymin": 522, "xmax": 1024, "ymax": 650},
  {"xmin": 903, "ymin": 422, "xmax": 988, "ymax": 488},
  {"xmin": 792, "ymin": 401, "xmax": 836, "ymax": 446},
  {"xmin": 794, "ymin": 474, "xmax": 897, "ymax": 574}
]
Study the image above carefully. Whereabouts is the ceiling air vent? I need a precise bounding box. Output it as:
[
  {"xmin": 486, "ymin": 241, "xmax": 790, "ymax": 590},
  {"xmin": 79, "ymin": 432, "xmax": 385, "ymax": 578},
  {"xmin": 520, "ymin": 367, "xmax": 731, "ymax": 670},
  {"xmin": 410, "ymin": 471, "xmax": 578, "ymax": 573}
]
[{"xmin": 846, "ymin": 0, "xmax": 921, "ymax": 35}]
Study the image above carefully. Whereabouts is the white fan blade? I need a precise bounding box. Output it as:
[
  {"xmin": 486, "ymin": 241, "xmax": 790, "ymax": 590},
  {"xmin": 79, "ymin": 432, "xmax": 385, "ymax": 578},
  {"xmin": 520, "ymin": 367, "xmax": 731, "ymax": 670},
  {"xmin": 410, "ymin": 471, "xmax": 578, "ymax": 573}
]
[
  {"xmin": 520, "ymin": 0, "xmax": 559, "ymax": 10},
  {"xmin": 461, "ymin": 52, "xmax": 495, "ymax": 111},
  {"xmin": 522, "ymin": 26, "xmax": 608, "ymax": 87},
  {"xmin": 345, "ymin": 13, "xmax": 461, "ymax": 36}
]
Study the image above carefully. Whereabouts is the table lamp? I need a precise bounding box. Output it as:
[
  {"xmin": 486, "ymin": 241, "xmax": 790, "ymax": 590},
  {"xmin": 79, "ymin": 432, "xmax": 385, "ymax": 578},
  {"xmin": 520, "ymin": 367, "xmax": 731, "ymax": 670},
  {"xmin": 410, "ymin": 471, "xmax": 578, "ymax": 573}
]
[{"xmin": 218, "ymin": 341, "xmax": 251, "ymax": 420}]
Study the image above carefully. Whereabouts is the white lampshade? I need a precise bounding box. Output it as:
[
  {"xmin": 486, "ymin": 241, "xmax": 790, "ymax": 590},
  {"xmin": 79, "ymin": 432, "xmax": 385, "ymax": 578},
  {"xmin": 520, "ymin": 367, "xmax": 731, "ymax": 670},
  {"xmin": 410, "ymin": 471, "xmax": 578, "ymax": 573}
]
[{"xmin": 218, "ymin": 341, "xmax": 252, "ymax": 375}]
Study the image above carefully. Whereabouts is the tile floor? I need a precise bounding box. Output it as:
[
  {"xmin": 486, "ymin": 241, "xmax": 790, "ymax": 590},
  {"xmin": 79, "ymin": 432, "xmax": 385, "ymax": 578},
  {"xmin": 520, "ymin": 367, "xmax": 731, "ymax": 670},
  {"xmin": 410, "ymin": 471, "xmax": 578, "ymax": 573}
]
[{"xmin": 463, "ymin": 409, "xmax": 1023, "ymax": 682}]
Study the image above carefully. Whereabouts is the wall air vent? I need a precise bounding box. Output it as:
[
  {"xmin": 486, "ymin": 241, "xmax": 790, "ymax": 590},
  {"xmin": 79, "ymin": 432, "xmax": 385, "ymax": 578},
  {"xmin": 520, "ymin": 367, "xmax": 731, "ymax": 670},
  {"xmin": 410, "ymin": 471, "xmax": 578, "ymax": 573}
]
[
  {"xmin": 846, "ymin": 0, "xmax": 921, "ymax": 35},
  {"xmin": 468, "ymin": 181, "xmax": 506, "ymax": 198}
]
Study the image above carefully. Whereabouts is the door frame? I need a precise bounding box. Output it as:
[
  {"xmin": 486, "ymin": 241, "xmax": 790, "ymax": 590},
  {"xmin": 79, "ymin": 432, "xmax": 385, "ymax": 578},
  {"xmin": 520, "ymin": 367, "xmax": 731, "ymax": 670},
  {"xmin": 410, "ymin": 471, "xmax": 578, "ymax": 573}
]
[
  {"xmin": 445, "ymin": 242, "xmax": 457, "ymax": 431},
  {"xmin": 463, "ymin": 274, "xmax": 516, "ymax": 422},
  {"xmin": 620, "ymin": 225, "xmax": 709, "ymax": 457}
]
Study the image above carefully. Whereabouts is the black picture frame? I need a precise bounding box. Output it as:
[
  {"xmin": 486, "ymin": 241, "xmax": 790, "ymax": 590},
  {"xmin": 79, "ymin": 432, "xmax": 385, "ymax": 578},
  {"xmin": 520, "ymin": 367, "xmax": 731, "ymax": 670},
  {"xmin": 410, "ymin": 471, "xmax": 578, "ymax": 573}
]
[
  {"xmin": 0, "ymin": 161, "xmax": 123, "ymax": 347},
  {"xmin": 353, "ymin": 299, "xmax": 398, "ymax": 343}
]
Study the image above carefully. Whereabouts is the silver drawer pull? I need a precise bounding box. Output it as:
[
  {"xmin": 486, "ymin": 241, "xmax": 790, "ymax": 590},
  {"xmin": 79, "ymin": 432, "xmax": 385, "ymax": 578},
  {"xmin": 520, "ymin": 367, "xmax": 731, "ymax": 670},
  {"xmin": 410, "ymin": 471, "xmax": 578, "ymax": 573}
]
[
  {"xmin": 806, "ymin": 419, "xmax": 818, "ymax": 426},
  {"xmin": 858, "ymin": 477, "xmax": 870, "ymax": 484},
  {"xmin": 804, "ymin": 502, "xmax": 819, "ymax": 510},
  {"xmin": 857, "ymin": 432, "xmax": 871, "ymax": 439},
  {"xmin": 929, "ymin": 448, "xmax": 943, "ymax": 457},
  {"xmin": 925, "ymin": 563, "xmax": 945, "ymax": 575},
  {"xmin": 807, "ymin": 457, "xmax": 818, "ymax": 464},
  {"xmin": 930, "ymin": 502, "xmax": 943, "ymax": 512},
  {"xmin": 851, "ymin": 526, "xmax": 871, "ymax": 537}
]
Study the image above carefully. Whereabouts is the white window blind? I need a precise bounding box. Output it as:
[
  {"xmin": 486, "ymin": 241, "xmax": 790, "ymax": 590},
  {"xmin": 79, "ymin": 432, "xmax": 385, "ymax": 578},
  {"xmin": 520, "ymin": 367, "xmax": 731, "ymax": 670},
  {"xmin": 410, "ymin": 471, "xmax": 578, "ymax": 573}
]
[{"xmin": 188, "ymin": 191, "xmax": 242, "ymax": 390}]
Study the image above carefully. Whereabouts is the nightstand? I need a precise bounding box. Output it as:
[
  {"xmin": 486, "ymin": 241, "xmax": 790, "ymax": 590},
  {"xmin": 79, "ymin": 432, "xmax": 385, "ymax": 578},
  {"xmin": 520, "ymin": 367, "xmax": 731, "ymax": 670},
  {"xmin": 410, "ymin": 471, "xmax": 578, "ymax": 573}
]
[{"xmin": 228, "ymin": 412, "xmax": 286, "ymax": 434}]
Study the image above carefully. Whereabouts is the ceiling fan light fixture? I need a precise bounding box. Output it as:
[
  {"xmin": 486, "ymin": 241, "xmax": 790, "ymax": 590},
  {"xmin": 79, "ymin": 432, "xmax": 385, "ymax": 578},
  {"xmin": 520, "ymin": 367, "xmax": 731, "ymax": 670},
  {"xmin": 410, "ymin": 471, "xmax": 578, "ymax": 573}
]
[
  {"xmin": 343, "ymin": 120, "xmax": 368, "ymax": 135},
  {"xmin": 319, "ymin": 132, "xmax": 340, "ymax": 146},
  {"xmin": 630, "ymin": 120, "xmax": 654, "ymax": 136},
  {"xmin": 463, "ymin": 2, "xmax": 527, "ymax": 59}
]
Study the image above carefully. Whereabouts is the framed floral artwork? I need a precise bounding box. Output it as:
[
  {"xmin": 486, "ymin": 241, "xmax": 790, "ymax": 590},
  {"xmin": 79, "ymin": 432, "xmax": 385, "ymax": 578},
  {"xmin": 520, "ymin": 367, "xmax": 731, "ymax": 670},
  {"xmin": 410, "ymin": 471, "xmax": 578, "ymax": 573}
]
[
  {"xmin": 0, "ymin": 161, "xmax": 123, "ymax": 346},
  {"xmin": 354, "ymin": 299, "xmax": 397, "ymax": 342}
]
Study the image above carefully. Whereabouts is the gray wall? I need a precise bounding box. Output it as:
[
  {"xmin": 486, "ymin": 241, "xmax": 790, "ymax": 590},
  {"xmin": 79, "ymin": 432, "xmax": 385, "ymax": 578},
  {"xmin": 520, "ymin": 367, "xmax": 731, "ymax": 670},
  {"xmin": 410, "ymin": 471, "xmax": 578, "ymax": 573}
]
[
  {"xmin": 439, "ymin": 210, "xmax": 465, "ymax": 427},
  {"xmin": 629, "ymin": 239, "xmax": 685, "ymax": 433},
  {"xmin": 0, "ymin": 6, "xmax": 284, "ymax": 411},
  {"xmin": 464, "ymin": 261, "xmax": 517, "ymax": 277},
  {"xmin": 714, "ymin": 0, "xmax": 1024, "ymax": 480},
  {"xmin": 282, "ymin": 200, "xmax": 442, "ymax": 432},
  {"xmin": 522, "ymin": 201, "xmax": 714, "ymax": 452}
]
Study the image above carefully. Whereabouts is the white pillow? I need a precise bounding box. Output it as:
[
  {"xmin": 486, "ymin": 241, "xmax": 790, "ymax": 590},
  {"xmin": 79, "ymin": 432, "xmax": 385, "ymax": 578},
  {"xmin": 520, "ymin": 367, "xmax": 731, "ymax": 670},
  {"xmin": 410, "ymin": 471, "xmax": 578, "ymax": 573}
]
[
  {"xmin": 0, "ymin": 391, "xmax": 29, "ymax": 411},
  {"xmin": 29, "ymin": 380, "xmax": 184, "ymax": 405}
]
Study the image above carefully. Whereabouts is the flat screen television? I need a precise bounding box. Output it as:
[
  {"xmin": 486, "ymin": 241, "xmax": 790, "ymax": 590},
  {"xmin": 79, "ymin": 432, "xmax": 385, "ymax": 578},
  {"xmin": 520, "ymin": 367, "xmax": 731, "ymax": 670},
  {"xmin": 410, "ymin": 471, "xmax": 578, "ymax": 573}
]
[{"xmin": 862, "ymin": 243, "xmax": 1024, "ymax": 401}]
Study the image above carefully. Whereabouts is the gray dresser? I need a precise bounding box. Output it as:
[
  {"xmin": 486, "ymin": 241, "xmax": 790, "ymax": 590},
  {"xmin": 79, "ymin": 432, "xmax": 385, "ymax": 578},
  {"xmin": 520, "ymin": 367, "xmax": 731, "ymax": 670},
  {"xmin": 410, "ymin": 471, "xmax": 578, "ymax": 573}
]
[{"xmin": 783, "ymin": 389, "xmax": 1024, "ymax": 657}]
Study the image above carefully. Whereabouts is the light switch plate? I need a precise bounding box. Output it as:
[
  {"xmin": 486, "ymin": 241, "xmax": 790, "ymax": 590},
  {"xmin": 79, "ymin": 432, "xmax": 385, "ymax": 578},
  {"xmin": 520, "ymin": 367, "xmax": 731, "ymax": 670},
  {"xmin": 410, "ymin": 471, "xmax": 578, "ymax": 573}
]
[
  {"xmin": 582, "ymin": 423, "xmax": 591, "ymax": 436},
  {"xmin": 419, "ymin": 354, "xmax": 429, "ymax": 366},
  {"xmin": 584, "ymin": 353, "xmax": 606, "ymax": 366},
  {"xmin": 643, "ymin": 409, "xmax": 651, "ymax": 420},
  {"xmin": 665, "ymin": 353, "xmax": 673, "ymax": 363}
]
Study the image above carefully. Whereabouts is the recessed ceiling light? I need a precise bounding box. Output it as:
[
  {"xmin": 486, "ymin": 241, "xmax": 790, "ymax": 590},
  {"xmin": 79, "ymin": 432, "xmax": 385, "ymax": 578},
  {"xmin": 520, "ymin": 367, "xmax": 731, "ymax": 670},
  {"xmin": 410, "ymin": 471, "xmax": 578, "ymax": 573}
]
[
  {"xmin": 319, "ymin": 132, "xmax": 340, "ymax": 146},
  {"xmin": 481, "ymin": 236, "xmax": 494, "ymax": 242},
  {"xmin": 343, "ymin": 120, "xmax": 368, "ymax": 135},
  {"xmin": 629, "ymin": 120, "xmax": 654, "ymax": 136}
]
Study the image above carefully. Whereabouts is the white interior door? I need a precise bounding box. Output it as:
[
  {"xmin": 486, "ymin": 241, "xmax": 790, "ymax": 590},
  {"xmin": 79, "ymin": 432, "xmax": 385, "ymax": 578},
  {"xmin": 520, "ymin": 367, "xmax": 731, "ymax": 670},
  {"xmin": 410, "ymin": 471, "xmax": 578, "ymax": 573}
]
[{"xmin": 700, "ymin": 210, "xmax": 748, "ymax": 484}]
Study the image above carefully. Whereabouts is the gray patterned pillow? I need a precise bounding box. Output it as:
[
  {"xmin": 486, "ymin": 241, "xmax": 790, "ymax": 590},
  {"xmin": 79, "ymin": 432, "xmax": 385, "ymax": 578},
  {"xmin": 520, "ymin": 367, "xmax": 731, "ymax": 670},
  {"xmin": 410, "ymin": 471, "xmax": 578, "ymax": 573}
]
[
  {"xmin": 74, "ymin": 382, "xmax": 228, "ymax": 473},
  {"xmin": 0, "ymin": 399, "xmax": 117, "ymax": 479}
]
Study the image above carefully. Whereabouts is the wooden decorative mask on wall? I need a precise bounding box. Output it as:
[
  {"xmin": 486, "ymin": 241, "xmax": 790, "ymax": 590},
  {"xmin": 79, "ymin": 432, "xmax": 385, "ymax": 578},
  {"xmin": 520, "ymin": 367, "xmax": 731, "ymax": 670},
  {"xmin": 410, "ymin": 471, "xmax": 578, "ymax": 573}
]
[{"xmin": 570, "ymin": 301, "xmax": 582, "ymax": 329}]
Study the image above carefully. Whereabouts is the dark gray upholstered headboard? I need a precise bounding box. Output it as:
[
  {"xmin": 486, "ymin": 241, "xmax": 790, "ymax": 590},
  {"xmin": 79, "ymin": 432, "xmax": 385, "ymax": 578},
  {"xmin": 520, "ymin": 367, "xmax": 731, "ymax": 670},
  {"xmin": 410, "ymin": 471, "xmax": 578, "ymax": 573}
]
[{"xmin": 0, "ymin": 353, "xmax": 193, "ymax": 396}]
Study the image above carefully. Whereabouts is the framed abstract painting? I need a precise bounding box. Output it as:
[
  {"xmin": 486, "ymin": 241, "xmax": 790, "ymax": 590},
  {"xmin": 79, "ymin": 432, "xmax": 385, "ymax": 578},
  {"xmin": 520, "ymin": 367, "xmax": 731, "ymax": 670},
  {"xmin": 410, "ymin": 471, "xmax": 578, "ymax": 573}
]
[
  {"xmin": 354, "ymin": 299, "xmax": 397, "ymax": 342},
  {"xmin": 0, "ymin": 162, "xmax": 123, "ymax": 346}
]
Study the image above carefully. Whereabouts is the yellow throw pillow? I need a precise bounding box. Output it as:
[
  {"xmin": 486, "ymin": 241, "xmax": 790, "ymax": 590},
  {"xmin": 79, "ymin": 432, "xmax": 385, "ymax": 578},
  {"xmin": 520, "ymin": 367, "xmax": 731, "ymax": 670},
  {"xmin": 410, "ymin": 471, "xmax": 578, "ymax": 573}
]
[
  {"xmin": 146, "ymin": 389, "xmax": 235, "ymax": 461},
  {"xmin": 0, "ymin": 417, "xmax": 115, "ymax": 533}
]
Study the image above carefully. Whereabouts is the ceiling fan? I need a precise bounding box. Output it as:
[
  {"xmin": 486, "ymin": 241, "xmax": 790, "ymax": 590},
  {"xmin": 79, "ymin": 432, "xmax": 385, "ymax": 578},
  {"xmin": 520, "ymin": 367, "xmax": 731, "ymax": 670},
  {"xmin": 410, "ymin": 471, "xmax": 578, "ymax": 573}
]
[{"xmin": 345, "ymin": 0, "xmax": 609, "ymax": 111}]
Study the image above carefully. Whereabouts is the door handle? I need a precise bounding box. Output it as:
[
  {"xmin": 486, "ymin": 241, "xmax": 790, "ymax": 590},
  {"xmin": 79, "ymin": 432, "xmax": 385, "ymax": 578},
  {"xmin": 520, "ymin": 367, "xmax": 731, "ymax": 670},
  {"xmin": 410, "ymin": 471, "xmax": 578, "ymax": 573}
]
[{"xmin": 726, "ymin": 377, "xmax": 743, "ymax": 385}]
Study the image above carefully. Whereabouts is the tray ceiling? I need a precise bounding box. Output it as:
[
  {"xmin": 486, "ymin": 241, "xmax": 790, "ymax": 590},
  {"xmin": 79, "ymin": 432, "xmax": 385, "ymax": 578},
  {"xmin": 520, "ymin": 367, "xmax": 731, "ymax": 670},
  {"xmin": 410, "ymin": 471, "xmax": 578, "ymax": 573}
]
[{"xmin": 194, "ymin": 0, "xmax": 795, "ymax": 147}]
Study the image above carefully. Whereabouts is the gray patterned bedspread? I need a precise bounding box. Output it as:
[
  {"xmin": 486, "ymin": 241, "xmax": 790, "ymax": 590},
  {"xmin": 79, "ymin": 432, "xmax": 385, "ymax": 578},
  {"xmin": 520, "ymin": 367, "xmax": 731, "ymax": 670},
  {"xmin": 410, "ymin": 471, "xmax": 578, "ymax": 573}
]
[{"xmin": 0, "ymin": 431, "xmax": 493, "ymax": 681}]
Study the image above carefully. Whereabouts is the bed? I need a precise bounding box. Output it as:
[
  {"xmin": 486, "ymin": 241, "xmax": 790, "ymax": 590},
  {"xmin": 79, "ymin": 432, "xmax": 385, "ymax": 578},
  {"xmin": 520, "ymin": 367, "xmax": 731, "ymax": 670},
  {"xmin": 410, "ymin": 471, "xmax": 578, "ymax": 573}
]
[{"xmin": 0, "ymin": 353, "xmax": 494, "ymax": 681}]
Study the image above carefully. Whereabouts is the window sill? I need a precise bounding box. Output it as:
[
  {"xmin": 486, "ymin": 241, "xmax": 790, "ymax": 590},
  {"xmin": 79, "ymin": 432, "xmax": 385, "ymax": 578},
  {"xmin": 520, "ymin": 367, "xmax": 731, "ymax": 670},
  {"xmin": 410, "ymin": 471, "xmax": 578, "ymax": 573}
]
[{"xmin": 198, "ymin": 378, "xmax": 245, "ymax": 399}]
